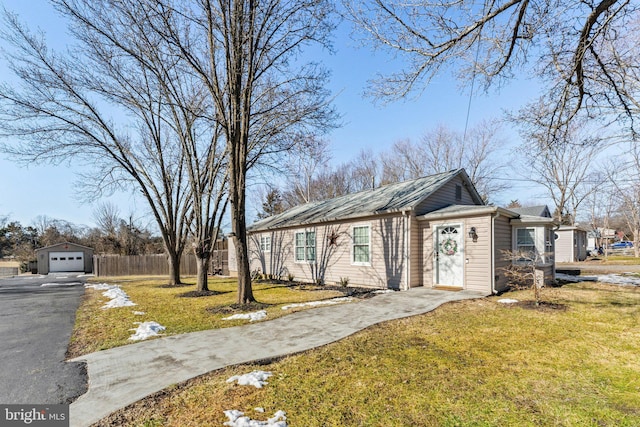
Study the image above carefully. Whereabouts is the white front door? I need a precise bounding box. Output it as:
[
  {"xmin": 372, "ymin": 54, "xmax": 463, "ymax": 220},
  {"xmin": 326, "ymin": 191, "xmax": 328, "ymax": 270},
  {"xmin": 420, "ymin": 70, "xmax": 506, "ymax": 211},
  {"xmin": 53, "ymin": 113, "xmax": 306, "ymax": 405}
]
[
  {"xmin": 434, "ymin": 225, "xmax": 464, "ymax": 287},
  {"xmin": 49, "ymin": 252, "xmax": 84, "ymax": 272}
]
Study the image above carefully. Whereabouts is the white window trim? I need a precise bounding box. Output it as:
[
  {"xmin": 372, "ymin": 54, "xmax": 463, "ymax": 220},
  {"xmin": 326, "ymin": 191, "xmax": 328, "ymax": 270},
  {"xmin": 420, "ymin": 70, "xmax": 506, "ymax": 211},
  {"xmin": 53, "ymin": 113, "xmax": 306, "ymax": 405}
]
[
  {"xmin": 294, "ymin": 229, "xmax": 316, "ymax": 263},
  {"xmin": 513, "ymin": 226, "xmax": 553, "ymax": 266},
  {"xmin": 260, "ymin": 235, "xmax": 271, "ymax": 253},
  {"xmin": 351, "ymin": 224, "xmax": 371, "ymax": 266}
]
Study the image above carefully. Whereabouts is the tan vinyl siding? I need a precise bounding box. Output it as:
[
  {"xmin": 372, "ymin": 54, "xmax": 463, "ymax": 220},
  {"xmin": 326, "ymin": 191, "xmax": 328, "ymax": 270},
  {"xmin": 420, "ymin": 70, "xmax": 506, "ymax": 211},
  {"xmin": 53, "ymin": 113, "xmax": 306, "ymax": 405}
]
[
  {"xmin": 421, "ymin": 221, "xmax": 435, "ymax": 288},
  {"xmin": 414, "ymin": 176, "xmax": 478, "ymax": 216},
  {"xmin": 493, "ymin": 215, "xmax": 513, "ymax": 292},
  {"xmin": 463, "ymin": 216, "xmax": 492, "ymax": 293},
  {"xmin": 421, "ymin": 213, "xmax": 497, "ymax": 294},
  {"xmin": 247, "ymin": 214, "xmax": 410, "ymax": 289},
  {"xmin": 409, "ymin": 215, "xmax": 422, "ymax": 287},
  {"xmin": 555, "ymin": 230, "xmax": 575, "ymax": 263}
]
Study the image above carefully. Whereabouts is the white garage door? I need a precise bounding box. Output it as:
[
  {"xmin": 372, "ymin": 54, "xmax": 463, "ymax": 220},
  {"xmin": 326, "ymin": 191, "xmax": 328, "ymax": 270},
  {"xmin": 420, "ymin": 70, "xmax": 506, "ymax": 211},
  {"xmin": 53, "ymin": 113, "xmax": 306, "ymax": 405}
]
[{"xmin": 49, "ymin": 251, "xmax": 84, "ymax": 272}]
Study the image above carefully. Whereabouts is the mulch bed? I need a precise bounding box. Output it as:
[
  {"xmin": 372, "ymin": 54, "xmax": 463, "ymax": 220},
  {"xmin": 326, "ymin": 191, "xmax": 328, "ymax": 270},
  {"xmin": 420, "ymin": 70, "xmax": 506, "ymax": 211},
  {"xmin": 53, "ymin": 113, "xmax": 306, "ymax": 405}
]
[
  {"xmin": 206, "ymin": 302, "xmax": 271, "ymax": 314},
  {"xmin": 178, "ymin": 290, "xmax": 227, "ymax": 298}
]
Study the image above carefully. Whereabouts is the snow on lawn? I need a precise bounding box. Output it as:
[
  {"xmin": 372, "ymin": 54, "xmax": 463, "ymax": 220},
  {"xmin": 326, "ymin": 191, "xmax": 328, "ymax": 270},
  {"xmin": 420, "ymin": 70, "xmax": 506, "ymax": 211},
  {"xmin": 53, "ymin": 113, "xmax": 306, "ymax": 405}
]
[
  {"xmin": 227, "ymin": 371, "xmax": 273, "ymax": 388},
  {"xmin": 129, "ymin": 321, "xmax": 166, "ymax": 341},
  {"xmin": 222, "ymin": 310, "xmax": 267, "ymax": 322},
  {"xmin": 281, "ymin": 296, "xmax": 352, "ymax": 310},
  {"xmin": 223, "ymin": 410, "xmax": 287, "ymax": 427},
  {"xmin": 556, "ymin": 273, "xmax": 640, "ymax": 286},
  {"xmin": 85, "ymin": 283, "xmax": 136, "ymax": 308},
  {"xmin": 497, "ymin": 298, "xmax": 519, "ymax": 304}
]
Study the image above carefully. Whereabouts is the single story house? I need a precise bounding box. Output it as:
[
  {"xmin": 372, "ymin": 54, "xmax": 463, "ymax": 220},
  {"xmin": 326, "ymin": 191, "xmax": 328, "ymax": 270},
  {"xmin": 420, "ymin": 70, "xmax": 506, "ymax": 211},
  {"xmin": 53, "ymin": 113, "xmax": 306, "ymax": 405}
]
[
  {"xmin": 229, "ymin": 169, "xmax": 557, "ymax": 294},
  {"xmin": 35, "ymin": 242, "xmax": 94, "ymax": 274},
  {"xmin": 554, "ymin": 224, "xmax": 589, "ymax": 262}
]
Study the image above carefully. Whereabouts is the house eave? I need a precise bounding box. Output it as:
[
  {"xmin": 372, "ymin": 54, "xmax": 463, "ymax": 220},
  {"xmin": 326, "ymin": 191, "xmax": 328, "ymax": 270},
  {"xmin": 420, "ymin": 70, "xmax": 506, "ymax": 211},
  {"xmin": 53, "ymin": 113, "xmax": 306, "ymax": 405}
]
[
  {"xmin": 248, "ymin": 209, "xmax": 408, "ymax": 233},
  {"xmin": 418, "ymin": 206, "xmax": 517, "ymax": 221}
]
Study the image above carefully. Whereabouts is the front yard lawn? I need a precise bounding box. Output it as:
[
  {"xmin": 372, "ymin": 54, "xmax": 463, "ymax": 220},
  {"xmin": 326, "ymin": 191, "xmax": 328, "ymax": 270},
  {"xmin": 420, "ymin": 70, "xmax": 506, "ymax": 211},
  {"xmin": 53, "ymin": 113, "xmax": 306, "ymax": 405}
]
[
  {"xmin": 67, "ymin": 276, "xmax": 347, "ymax": 358},
  {"xmin": 95, "ymin": 281, "xmax": 640, "ymax": 427}
]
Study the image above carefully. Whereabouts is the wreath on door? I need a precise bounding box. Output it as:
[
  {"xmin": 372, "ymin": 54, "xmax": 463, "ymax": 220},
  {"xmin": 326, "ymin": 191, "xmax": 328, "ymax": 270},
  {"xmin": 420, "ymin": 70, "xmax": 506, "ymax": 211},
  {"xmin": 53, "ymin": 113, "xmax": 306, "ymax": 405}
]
[{"xmin": 439, "ymin": 238, "xmax": 458, "ymax": 256}]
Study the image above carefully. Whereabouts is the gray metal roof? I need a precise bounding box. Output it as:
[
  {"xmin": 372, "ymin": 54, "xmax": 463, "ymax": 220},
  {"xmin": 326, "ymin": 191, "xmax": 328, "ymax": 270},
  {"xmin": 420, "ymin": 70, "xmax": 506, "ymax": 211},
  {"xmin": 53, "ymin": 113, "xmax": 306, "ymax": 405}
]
[{"xmin": 250, "ymin": 169, "xmax": 471, "ymax": 231}]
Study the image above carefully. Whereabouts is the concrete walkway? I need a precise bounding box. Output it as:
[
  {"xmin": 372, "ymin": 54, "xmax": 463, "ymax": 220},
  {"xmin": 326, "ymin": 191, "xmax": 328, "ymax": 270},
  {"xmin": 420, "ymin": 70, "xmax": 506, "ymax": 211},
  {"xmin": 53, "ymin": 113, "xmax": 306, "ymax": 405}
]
[{"xmin": 69, "ymin": 287, "xmax": 487, "ymax": 427}]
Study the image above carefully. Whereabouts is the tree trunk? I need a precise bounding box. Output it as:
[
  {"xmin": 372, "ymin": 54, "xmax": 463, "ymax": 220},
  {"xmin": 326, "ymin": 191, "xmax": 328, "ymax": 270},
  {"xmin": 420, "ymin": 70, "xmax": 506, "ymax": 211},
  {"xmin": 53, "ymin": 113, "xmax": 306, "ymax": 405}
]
[
  {"xmin": 229, "ymin": 142, "xmax": 254, "ymax": 304},
  {"xmin": 195, "ymin": 253, "xmax": 210, "ymax": 292},
  {"xmin": 167, "ymin": 251, "xmax": 182, "ymax": 285},
  {"xmin": 231, "ymin": 194, "xmax": 254, "ymax": 304}
]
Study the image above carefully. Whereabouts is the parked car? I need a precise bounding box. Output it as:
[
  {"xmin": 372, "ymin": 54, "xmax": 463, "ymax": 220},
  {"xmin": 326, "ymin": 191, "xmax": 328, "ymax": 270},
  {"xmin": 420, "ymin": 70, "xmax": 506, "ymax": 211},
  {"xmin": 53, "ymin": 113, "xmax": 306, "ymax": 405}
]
[{"xmin": 611, "ymin": 241, "xmax": 633, "ymax": 249}]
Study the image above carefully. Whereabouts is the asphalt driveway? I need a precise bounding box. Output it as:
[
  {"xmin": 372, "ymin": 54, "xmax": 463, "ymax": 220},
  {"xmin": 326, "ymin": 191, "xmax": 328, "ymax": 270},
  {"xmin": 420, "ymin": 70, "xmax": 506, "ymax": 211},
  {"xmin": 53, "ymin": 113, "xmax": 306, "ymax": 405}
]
[{"xmin": 0, "ymin": 273, "xmax": 88, "ymax": 404}]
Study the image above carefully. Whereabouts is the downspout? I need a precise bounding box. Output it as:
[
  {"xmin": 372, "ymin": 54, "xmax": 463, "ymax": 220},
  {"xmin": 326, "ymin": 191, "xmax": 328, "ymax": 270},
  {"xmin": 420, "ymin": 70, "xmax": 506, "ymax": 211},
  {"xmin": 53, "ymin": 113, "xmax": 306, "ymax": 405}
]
[
  {"xmin": 491, "ymin": 212, "xmax": 499, "ymax": 295},
  {"xmin": 404, "ymin": 210, "xmax": 410, "ymax": 291}
]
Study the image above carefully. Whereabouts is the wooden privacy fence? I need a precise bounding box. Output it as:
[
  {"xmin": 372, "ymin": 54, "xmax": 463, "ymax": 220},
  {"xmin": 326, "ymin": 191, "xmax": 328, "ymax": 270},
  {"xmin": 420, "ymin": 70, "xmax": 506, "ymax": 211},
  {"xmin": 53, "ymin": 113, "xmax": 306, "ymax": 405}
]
[{"xmin": 93, "ymin": 251, "xmax": 228, "ymax": 277}]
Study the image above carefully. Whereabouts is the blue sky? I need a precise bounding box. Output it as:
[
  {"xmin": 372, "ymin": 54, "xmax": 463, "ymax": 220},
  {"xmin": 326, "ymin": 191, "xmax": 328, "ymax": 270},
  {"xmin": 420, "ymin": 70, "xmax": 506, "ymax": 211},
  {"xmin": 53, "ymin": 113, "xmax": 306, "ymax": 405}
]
[{"xmin": 0, "ymin": 0, "xmax": 547, "ymax": 229}]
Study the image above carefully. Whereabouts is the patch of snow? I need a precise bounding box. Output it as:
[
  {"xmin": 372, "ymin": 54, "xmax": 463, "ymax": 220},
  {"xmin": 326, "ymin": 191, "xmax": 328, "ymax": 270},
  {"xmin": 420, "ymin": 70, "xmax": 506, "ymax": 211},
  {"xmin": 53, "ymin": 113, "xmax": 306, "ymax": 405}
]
[
  {"xmin": 40, "ymin": 282, "xmax": 83, "ymax": 287},
  {"xmin": 281, "ymin": 297, "xmax": 353, "ymax": 310},
  {"xmin": 497, "ymin": 298, "xmax": 519, "ymax": 304},
  {"xmin": 223, "ymin": 410, "xmax": 287, "ymax": 427},
  {"xmin": 129, "ymin": 321, "xmax": 166, "ymax": 341},
  {"xmin": 85, "ymin": 283, "xmax": 137, "ymax": 308},
  {"xmin": 556, "ymin": 273, "xmax": 640, "ymax": 286},
  {"xmin": 132, "ymin": 311, "xmax": 146, "ymax": 316},
  {"xmin": 255, "ymin": 408, "xmax": 265, "ymax": 413},
  {"xmin": 102, "ymin": 287, "xmax": 136, "ymax": 308},
  {"xmin": 223, "ymin": 310, "xmax": 267, "ymax": 322},
  {"xmin": 227, "ymin": 371, "xmax": 273, "ymax": 388},
  {"xmin": 373, "ymin": 289, "xmax": 395, "ymax": 294},
  {"xmin": 85, "ymin": 283, "xmax": 114, "ymax": 290}
]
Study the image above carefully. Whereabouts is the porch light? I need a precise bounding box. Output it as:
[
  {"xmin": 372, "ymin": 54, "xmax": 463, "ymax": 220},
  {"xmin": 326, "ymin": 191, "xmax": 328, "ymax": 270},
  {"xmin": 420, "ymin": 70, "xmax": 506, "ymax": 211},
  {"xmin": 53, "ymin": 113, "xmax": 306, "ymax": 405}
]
[{"xmin": 468, "ymin": 227, "xmax": 478, "ymax": 242}]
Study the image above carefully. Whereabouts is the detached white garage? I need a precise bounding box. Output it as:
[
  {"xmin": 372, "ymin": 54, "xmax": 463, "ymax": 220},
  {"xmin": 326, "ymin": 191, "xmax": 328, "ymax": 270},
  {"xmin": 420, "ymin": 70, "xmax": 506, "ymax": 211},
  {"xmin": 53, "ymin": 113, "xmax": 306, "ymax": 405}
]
[{"xmin": 35, "ymin": 242, "xmax": 94, "ymax": 274}]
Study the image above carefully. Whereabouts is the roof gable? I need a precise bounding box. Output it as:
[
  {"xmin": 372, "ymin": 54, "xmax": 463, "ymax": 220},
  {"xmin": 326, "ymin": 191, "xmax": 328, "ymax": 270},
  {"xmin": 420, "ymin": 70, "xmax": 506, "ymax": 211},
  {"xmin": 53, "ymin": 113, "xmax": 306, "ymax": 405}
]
[
  {"xmin": 35, "ymin": 241, "xmax": 94, "ymax": 252},
  {"xmin": 250, "ymin": 169, "xmax": 482, "ymax": 231},
  {"xmin": 508, "ymin": 205, "xmax": 551, "ymax": 218}
]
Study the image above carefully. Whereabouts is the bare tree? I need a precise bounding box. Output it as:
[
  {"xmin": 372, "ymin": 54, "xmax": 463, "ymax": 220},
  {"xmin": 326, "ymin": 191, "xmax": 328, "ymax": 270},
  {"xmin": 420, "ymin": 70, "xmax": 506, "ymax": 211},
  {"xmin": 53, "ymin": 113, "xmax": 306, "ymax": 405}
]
[
  {"xmin": 93, "ymin": 202, "xmax": 120, "ymax": 238},
  {"xmin": 345, "ymin": 1, "xmax": 640, "ymax": 139},
  {"xmin": 284, "ymin": 137, "xmax": 333, "ymax": 205},
  {"xmin": 501, "ymin": 249, "xmax": 551, "ymax": 306},
  {"xmin": 583, "ymin": 176, "xmax": 616, "ymax": 258},
  {"xmin": 515, "ymin": 120, "xmax": 603, "ymax": 225},
  {"xmin": 151, "ymin": 0, "xmax": 338, "ymax": 302},
  {"xmin": 0, "ymin": 4, "xmax": 194, "ymax": 285},
  {"xmin": 607, "ymin": 143, "xmax": 640, "ymax": 257},
  {"xmin": 379, "ymin": 121, "xmax": 508, "ymax": 201}
]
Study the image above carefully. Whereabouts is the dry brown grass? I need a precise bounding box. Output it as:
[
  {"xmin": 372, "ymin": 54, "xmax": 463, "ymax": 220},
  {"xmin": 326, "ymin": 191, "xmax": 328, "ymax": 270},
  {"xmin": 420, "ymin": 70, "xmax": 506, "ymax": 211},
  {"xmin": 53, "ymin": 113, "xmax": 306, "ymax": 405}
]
[
  {"xmin": 68, "ymin": 276, "xmax": 346, "ymax": 358},
  {"xmin": 94, "ymin": 282, "xmax": 640, "ymax": 427}
]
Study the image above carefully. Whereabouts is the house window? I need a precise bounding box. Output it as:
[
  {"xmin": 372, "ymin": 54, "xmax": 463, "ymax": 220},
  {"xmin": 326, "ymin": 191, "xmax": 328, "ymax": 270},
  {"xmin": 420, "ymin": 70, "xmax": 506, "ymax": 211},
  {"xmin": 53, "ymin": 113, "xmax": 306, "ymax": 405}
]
[
  {"xmin": 514, "ymin": 227, "xmax": 554, "ymax": 264},
  {"xmin": 455, "ymin": 184, "xmax": 462, "ymax": 201},
  {"xmin": 352, "ymin": 225, "xmax": 370, "ymax": 265},
  {"xmin": 515, "ymin": 228, "xmax": 536, "ymax": 258},
  {"xmin": 295, "ymin": 231, "xmax": 315, "ymax": 262},
  {"xmin": 260, "ymin": 236, "xmax": 271, "ymax": 252}
]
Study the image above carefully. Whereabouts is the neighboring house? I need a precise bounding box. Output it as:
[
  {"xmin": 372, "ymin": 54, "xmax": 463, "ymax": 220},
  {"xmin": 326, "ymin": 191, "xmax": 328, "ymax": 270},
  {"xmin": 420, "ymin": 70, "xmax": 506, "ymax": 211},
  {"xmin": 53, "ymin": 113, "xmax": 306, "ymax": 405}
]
[
  {"xmin": 35, "ymin": 242, "xmax": 94, "ymax": 274},
  {"xmin": 229, "ymin": 169, "xmax": 557, "ymax": 294},
  {"xmin": 554, "ymin": 224, "xmax": 589, "ymax": 262},
  {"xmin": 587, "ymin": 228, "xmax": 616, "ymax": 251}
]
